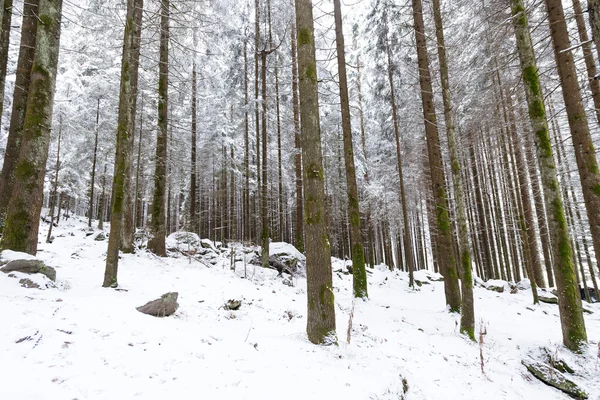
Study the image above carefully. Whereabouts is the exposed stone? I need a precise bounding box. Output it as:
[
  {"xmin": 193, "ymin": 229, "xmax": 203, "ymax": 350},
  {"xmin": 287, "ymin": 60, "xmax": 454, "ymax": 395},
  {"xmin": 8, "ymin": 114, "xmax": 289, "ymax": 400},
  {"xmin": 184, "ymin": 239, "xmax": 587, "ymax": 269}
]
[
  {"xmin": 94, "ymin": 232, "xmax": 106, "ymax": 241},
  {"xmin": 487, "ymin": 284, "xmax": 504, "ymax": 293},
  {"xmin": 522, "ymin": 359, "xmax": 587, "ymax": 399},
  {"xmin": 541, "ymin": 347, "xmax": 575, "ymax": 374},
  {"xmin": 225, "ymin": 299, "xmax": 241, "ymax": 310},
  {"xmin": 538, "ymin": 294, "xmax": 559, "ymax": 304},
  {"xmin": 1, "ymin": 259, "xmax": 56, "ymax": 281},
  {"xmin": 136, "ymin": 292, "xmax": 179, "ymax": 317},
  {"xmin": 19, "ymin": 278, "xmax": 40, "ymax": 289}
]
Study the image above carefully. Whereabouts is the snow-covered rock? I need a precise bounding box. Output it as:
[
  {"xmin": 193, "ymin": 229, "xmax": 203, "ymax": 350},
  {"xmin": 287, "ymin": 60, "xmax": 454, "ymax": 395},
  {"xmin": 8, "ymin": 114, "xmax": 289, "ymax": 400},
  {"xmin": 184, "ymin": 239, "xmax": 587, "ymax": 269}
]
[
  {"xmin": 0, "ymin": 258, "xmax": 56, "ymax": 281},
  {"xmin": 485, "ymin": 279, "xmax": 509, "ymax": 293},
  {"xmin": 166, "ymin": 231, "xmax": 202, "ymax": 253}
]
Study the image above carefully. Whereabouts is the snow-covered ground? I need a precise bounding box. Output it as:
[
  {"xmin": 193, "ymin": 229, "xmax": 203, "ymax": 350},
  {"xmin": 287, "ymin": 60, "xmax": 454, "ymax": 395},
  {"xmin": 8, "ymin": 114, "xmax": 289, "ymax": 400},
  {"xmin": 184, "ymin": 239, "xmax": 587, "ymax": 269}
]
[{"xmin": 1, "ymin": 216, "xmax": 599, "ymax": 399}]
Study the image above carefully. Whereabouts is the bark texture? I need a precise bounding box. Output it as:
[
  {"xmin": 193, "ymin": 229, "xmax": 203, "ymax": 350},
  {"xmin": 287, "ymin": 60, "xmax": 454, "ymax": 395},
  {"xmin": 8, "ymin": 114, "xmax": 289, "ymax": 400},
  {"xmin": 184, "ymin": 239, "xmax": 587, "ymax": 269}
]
[
  {"xmin": 432, "ymin": 0, "xmax": 474, "ymax": 339},
  {"xmin": 512, "ymin": 0, "xmax": 587, "ymax": 351},
  {"xmin": 147, "ymin": 0, "xmax": 169, "ymax": 257},
  {"xmin": 0, "ymin": 0, "xmax": 39, "ymax": 231},
  {"xmin": 103, "ymin": 0, "xmax": 144, "ymax": 286},
  {"xmin": 295, "ymin": 0, "xmax": 337, "ymax": 344},
  {"xmin": 412, "ymin": 0, "xmax": 461, "ymax": 312},
  {"xmin": 333, "ymin": 0, "xmax": 367, "ymax": 298},
  {"xmin": 1, "ymin": 0, "xmax": 63, "ymax": 255}
]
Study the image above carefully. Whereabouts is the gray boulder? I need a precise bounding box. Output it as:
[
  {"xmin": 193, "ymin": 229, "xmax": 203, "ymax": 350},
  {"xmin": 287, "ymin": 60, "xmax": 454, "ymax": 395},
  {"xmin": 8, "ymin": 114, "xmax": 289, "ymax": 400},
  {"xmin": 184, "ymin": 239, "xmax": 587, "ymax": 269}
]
[
  {"xmin": 522, "ymin": 359, "xmax": 587, "ymax": 399},
  {"xmin": 538, "ymin": 294, "xmax": 559, "ymax": 304},
  {"xmin": 136, "ymin": 292, "xmax": 179, "ymax": 317},
  {"xmin": 1, "ymin": 259, "xmax": 56, "ymax": 281},
  {"xmin": 94, "ymin": 232, "xmax": 106, "ymax": 241}
]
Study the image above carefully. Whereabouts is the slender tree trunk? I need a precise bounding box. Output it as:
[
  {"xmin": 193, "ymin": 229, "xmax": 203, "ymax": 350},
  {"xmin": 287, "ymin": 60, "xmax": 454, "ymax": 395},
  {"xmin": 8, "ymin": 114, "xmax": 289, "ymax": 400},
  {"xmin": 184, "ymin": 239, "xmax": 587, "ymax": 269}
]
[
  {"xmin": 88, "ymin": 98, "xmax": 101, "ymax": 228},
  {"xmin": 506, "ymin": 93, "xmax": 540, "ymax": 302},
  {"xmin": 190, "ymin": 62, "xmax": 198, "ymax": 232},
  {"xmin": 46, "ymin": 115, "xmax": 62, "ymax": 243},
  {"xmin": 588, "ymin": 0, "xmax": 600, "ymax": 64},
  {"xmin": 572, "ymin": 0, "xmax": 600, "ymax": 125},
  {"xmin": 432, "ymin": 0, "xmax": 474, "ymax": 338},
  {"xmin": 147, "ymin": 0, "xmax": 169, "ymax": 257},
  {"xmin": 545, "ymin": 0, "xmax": 600, "ymax": 301},
  {"xmin": 260, "ymin": 48, "xmax": 269, "ymax": 268},
  {"xmin": 0, "ymin": 0, "xmax": 38, "ymax": 231},
  {"xmin": 412, "ymin": 0, "xmax": 461, "ymax": 311},
  {"xmin": 254, "ymin": 0, "xmax": 261, "ymax": 246},
  {"xmin": 295, "ymin": 0, "xmax": 336, "ymax": 344},
  {"xmin": 511, "ymin": 0, "xmax": 587, "ymax": 351},
  {"xmin": 98, "ymin": 164, "xmax": 107, "ymax": 230},
  {"xmin": 0, "ymin": 0, "xmax": 13, "ymax": 119},
  {"xmin": 522, "ymin": 115, "xmax": 555, "ymax": 287},
  {"xmin": 383, "ymin": 16, "xmax": 414, "ymax": 286},
  {"xmin": 291, "ymin": 24, "xmax": 304, "ymax": 253},
  {"xmin": 1, "ymin": 0, "xmax": 62, "ymax": 255},
  {"xmin": 244, "ymin": 38, "xmax": 250, "ymax": 242},
  {"xmin": 134, "ymin": 94, "xmax": 144, "ymax": 229},
  {"xmin": 333, "ymin": 0, "xmax": 367, "ymax": 298},
  {"xmin": 121, "ymin": 0, "xmax": 143, "ymax": 253},
  {"xmin": 103, "ymin": 0, "xmax": 145, "ymax": 286}
]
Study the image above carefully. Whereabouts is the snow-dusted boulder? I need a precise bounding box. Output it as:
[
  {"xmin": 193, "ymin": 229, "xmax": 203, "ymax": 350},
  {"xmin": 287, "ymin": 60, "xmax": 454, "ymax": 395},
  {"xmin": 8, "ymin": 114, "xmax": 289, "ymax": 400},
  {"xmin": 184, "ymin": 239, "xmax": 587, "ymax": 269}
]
[
  {"xmin": 136, "ymin": 292, "xmax": 179, "ymax": 317},
  {"xmin": 522, "ymin": 359, "xmax": 587, "ymax": 399},
  {"xmin": 517, "ymin": 279, "xmax": 531, "ymax": 291},
  {"xmin": 94, "ymin": 232, "xmax": 106, "ymax": 241},
  {"xmin": 413, "ymin": 269, "xmax": 444, "ymax": 285},
  {"xmin": 485, "ymin": 279, "xmax": 509, "ymax": 293},
  {"xmin": 166, "ymin": 231, "xmax": 202, "ymax": 253},
  {"xmin": 269, "ymin": 242, "xmax": 305, "ymax": 262},
  {"xmin": 0, "ymin": 251, "xmax": 56, "ymax": 281}
]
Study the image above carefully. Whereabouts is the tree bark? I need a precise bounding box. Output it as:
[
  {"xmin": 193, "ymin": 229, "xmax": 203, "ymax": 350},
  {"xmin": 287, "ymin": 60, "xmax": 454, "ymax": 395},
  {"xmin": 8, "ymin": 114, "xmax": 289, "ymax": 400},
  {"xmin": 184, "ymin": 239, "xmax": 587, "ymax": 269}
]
[
  {"xmin": 511, "ymin": 0, "xmax": 587, "ymax": 351},
  {"xmin": 572, "ymin": 0, "xmax": 600, "ymax": 125},
  {"xmin": 295, "ymin": 0, "xmax": 336, "ymax": 344},
  {"xmin": 46, "ymin": 115, "xmax": 62, "ymax": 243},
  {"xmin": 333, "ymin": 0, "xmax": 367, "ymax": 298},
  {"xmin": 190, "ymin": 62, "xmax": 198, "ymax": 232},
  {"xmin": 0, "ymin": 0, "xmax": 13, "ymax": 119},
  {"xmin": 432, "ymin": 0, "xmax": 474, "ymax": 338},
  {"xmin": 260, "ymin": 48, "xmax": 269, "ymax": 268},
  {"xmin": 383, "ymin": 15, "xmax": 414, "ymax": 284},
  {"xmin": 412, "ymin": 0, "xmax": 461, "ymax": 312},
  {"xmin": 121, "ymin": 0, "xmax": 143, "ymax": 253},
  {"xmin": 147, "ymin": 0, "xmax": 169, "ymax": 257},
  {"xmin": 1, "ymin": 0, "xmax": 62, "ymax": 255},
  {"xmin": 103, "ymin": 0, "xmax": 145, "ymax": 286},
  {"xmin": 88, "ymin": 98, "xmax": 100, "ymax": 228},
  {"xmin": 244, "ymin": 38, "xmax": 250, "ymax": 242},
  {"xmin": 0, "ymin": 0, "xmax": 38, "ymax": 231},
  {"xmin": 291, "ymin": 24, "xmax": 304, "ymax": 253}
]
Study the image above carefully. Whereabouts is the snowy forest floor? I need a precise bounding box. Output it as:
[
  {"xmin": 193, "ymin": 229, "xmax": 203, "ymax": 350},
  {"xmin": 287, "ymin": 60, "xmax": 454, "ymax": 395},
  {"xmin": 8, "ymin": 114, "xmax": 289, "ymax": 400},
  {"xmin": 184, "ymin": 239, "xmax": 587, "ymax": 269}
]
[{"xmin": 1, "ymin": 216, "xmax": 599, "ymax": 400}]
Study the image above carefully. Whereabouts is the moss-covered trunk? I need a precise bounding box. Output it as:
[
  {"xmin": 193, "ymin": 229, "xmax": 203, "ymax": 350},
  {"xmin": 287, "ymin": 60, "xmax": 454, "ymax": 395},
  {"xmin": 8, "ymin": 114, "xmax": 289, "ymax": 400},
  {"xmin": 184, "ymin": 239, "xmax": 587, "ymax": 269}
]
[
  {"xmin": 121, "ymin": 0, "xmax": 143, "ymax": 254},
  {"xmin": 0, "ymin": 0, "xmax": 38, "ymax": 232},
  {"xmin": 432, "ymin": 0, "xmax": 474, "ymax": 338},
  {"xmin": 333, "ymin": 0, "xmax": 367, "ymax": 298},
  {"xmin": 103, "ymin": 0, "xmax": 144, "ymax": 287},
  {"xmin": 295, "ymin": 0, "xmax": 337, "ymax": 344},
  {"xmin": 147, "ymin": 0, "xmax": 169, "ymax": 257},
  {"xmin": 412, "ymin": 0, "xmax": 461, "ymax": 312},
  {"xmin": 0, "ymin": 0, "xmax": 13, "ymax": 119},
  {"xmin": 511, "ymin": 0, "xmax": 587, "ymax": 351},
  {"xmin": 1, "ymin": 0, "xmax": 62, "ymax": 255}
]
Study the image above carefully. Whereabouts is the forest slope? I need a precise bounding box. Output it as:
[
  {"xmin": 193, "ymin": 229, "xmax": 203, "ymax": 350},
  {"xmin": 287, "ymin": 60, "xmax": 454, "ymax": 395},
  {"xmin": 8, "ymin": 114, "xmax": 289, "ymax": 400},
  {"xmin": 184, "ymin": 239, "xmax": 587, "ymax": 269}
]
[{"xmin": 0, "ymin": 217, "xmax": 599, "ymax": 399}]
